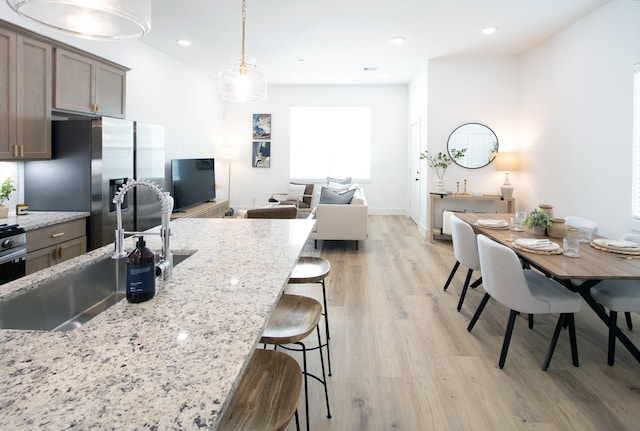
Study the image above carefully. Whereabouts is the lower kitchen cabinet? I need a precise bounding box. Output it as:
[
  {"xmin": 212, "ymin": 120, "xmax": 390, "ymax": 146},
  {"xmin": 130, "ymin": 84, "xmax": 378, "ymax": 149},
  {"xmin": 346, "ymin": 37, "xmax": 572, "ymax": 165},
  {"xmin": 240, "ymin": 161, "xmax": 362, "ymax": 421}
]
[{"xmin": 26, "ymin": 218, "xmax": 87, "ymax": 275}]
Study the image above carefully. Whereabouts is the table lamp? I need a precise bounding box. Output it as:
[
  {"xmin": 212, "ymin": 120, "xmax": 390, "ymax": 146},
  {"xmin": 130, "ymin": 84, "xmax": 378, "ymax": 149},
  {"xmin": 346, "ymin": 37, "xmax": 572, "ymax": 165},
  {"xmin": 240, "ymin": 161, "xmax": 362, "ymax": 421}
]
[{"xmin": 494, "ymin": 152, "xmax": 520, "ymax": 199}]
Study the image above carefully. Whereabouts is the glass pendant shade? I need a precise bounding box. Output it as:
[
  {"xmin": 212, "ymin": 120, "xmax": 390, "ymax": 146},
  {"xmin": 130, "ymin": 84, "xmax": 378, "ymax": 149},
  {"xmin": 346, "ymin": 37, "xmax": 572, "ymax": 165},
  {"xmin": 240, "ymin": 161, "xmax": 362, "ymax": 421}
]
[
  {"xmin": 218, "ymin": 57, "xmax": 267, "ymax": 103},
  {"xmin": 5, "ymin": 0, "xmax": 151, "ymax": 40}
]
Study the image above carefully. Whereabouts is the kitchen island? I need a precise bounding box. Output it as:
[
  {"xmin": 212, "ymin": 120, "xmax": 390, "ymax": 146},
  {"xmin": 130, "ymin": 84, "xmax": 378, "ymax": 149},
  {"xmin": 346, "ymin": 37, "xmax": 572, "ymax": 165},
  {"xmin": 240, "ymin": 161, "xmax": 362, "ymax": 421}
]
[{"xmin": 0, "ymin": 217, "xmax": 315, "ymax": 429}]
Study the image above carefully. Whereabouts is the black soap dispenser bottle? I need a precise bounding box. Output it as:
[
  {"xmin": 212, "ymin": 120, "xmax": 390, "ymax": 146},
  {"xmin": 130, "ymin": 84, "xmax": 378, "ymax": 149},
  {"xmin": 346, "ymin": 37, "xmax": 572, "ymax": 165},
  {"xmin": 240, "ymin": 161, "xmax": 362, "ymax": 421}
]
[{"xmin": 126, "ymin": 236, "xmax": 156, "ymax": 303}]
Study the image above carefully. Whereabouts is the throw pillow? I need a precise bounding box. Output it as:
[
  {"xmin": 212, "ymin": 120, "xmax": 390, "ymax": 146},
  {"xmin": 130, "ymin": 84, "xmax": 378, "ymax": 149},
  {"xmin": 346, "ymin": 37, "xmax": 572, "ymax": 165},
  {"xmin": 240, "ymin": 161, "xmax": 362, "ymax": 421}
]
[
  {"xmin": 326, "ymin": 176, "xmax": 352, "ymax": 185},
  {"xmin": 285, "ymin": 183, "xmax": 306, "ymax": 201},
  {"xmin": 319, "ymin": 186, "xmax": 356, "ymax": 204},
  {"xmin": 327, "ymin": 180, "xmax": 350, "ymax": 191}
]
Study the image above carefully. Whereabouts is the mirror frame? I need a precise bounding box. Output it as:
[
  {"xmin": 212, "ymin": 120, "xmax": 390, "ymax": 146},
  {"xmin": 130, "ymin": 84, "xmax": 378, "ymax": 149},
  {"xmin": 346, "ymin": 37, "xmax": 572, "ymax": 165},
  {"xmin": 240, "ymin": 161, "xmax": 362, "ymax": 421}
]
[{"xmin": 447, "ymin": 123, "xmax": 498, "ymax": 169}]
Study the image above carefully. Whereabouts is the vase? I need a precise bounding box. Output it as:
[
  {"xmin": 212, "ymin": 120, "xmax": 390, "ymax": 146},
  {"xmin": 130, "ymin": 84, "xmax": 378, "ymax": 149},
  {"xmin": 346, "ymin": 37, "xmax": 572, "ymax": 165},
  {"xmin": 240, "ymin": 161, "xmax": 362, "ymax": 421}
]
[
  {"xmin": 0, "ymin": 206, "xmax": 7, "ymax": 218},
  {"xmin": 434, "ymin": 179, "xmax": 445, "ymax": 194},
  {"xmin": 532, "ymin": 226, "xmax": 546, "ymax": 236},
  {"xmin": 548, "ymin": 218, "xmax": 567, "ymax": 239}
]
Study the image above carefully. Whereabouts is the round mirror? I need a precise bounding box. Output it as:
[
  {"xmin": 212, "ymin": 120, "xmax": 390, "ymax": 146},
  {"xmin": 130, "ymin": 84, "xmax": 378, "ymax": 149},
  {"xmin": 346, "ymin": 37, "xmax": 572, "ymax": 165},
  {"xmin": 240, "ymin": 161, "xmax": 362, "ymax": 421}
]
[{"xmin": 447, "ymin": 123, "xmax": 498, "ymax": 169}]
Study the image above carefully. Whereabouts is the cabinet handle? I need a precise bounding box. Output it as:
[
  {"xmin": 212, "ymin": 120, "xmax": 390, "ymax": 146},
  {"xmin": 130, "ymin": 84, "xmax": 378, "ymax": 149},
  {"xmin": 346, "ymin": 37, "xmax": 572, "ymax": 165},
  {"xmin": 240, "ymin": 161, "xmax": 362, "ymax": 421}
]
[
  {"xmin": 95, "ymin": 104, "xmax": 100, "ymax": 112},
  {"xmin": 51, "ymin": 232, "xmax": 65, "ymax": 238},
  {"xmin": 13, "ymin": 145, "xmax": 18, "ymax": 158},
  {"xmin": 19, "ymin": 145, "xmax": 24, "ymax": 158},
  {"xmin": 52, "ymin": 249, "xmax": 57, "ymax": 260}
]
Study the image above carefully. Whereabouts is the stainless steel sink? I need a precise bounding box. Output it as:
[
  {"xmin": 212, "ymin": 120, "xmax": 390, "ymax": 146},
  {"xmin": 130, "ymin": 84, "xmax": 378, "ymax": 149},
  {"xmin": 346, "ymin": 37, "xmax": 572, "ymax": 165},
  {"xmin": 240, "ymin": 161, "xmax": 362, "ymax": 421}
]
[{"xmin": 0, "ymin": 253, "xmax": 192, "ymax": 332}]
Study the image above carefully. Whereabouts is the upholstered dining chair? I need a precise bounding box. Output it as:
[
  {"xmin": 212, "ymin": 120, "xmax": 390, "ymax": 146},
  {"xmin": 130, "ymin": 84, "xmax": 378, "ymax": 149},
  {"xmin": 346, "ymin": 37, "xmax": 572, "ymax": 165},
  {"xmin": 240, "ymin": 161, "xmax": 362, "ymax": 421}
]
[
  {"xmin": 589, "ymin": 233, "xmax": 640, "ymax": 365},
  {"xmin": 476, "ymin": 234, "xmax": 582, "ymax": 370},
  {"xmin": 565, "ymin": 216, "xmax": 600, "ymax": 235},
  {"xmin": 443, "ymin": 215, "xmax": 482, "ymax": 312},
  {"xmin": 246, "ymin": 205, "xmax": 298, "ymax": 219}
]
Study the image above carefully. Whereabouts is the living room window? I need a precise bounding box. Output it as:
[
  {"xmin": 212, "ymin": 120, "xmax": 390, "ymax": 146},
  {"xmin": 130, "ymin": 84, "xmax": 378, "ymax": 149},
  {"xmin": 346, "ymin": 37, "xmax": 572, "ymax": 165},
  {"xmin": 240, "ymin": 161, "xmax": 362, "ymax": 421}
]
[
  {"xmin": 289, "ymin": 107, "xmax": 371, "ymax": 180},
  {"xmin": 633, "ymin": 64, "xmax": 640, "ymax": 219}
]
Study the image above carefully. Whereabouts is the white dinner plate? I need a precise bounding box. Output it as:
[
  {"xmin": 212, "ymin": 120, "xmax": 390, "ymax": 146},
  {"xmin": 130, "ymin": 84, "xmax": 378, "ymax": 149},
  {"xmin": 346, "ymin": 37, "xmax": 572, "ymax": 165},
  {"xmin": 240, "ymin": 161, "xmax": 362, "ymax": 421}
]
[
  {"xmin": 514, "ymin": 238, "xmax": 560, "ymax": 251},
  {"xmin": 592, "ymin": 238, "xmax": 640, "ymax": 252}
]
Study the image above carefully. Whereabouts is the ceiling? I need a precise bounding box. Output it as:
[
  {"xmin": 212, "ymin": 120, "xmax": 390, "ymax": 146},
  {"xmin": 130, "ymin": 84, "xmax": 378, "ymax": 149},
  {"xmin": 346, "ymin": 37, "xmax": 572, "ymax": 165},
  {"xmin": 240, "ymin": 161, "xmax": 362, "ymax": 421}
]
[{"xmin": 142, "ymin": 0, "xmax": 609, "ymax": 85}]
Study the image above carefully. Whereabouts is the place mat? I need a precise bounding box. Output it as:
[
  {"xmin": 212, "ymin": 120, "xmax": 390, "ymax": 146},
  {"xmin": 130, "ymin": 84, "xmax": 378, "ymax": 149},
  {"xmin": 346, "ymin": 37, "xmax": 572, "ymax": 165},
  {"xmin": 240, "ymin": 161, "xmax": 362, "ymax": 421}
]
[
  {"xmin": 590, "ymin": 239, "xmax": 640, "ymax": 255},
  {"xmin": 475, "ymin": 219, "xmax": 510, "ymax": 230},
  {"xmin": 512, "ymin": 241, "xmax": 564, "ymax": 255}
]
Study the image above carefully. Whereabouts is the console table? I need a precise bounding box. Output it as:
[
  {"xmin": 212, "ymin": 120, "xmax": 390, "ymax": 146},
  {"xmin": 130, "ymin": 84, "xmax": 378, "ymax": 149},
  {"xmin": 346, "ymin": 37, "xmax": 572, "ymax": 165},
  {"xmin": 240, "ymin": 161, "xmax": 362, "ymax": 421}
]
[
  {"xmin": 430, "ymin": 194, "xmax": 515, "ymax": 241},
  {"xmin": 170, "ymin": 199, "xmax": 230, "ymax": 220}
]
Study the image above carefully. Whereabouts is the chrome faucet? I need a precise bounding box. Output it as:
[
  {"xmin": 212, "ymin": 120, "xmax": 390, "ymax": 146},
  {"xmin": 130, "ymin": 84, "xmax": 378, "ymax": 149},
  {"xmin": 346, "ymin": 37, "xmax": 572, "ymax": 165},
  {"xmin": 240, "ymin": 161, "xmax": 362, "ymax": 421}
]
[{"xmin": 112, "ymin": 179, "xmax": 174, "ymax": 280}]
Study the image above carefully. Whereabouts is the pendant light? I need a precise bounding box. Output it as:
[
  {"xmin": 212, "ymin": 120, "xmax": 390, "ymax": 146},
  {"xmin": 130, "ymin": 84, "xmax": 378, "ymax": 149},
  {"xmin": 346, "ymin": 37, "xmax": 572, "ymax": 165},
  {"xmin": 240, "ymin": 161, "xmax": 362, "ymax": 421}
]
[
  {"xmin": 5, "ymin": 0, "xmax": 151, "ymax": 40},
  {"xmin": 218, "ymin": 0, "xmax": 267, "ymax": 103}
]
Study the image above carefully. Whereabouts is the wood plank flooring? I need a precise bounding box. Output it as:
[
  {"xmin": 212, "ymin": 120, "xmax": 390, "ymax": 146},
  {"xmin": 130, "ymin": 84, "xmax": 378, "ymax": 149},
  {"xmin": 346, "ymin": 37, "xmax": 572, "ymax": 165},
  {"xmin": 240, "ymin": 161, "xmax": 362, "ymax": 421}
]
[{"xmin": 283, "ymin": 215, "xmax": 640, "ymax": 430}]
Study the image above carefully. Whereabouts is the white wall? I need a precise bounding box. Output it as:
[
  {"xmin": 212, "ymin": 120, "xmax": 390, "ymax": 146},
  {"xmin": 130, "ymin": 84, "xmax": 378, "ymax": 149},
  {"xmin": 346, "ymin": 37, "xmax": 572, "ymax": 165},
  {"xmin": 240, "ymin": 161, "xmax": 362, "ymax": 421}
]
[
  {"xmin": 221, "ymin": 85, "xmax": 409, "ymax": 213},
  {"xmin": 409, "ymin": 56, "xmax": 520, "ymax": 234},
  {"xmin": 408, "ymin": 62, "xmax": 429, "ymax": 233},
  {"xmin": 519, "ymin": 0, "xmax": 640, "ymax": 238}
]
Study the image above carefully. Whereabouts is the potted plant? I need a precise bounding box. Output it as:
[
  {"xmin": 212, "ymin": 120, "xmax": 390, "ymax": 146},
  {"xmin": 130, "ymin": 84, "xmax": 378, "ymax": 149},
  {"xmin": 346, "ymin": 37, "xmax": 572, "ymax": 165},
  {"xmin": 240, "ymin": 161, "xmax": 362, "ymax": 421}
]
[
  {"xmin": 523, "ymin": 208, "xmax": 552, "ymax": 236},
  {"xmin": 0, "ymin": 178, "xmax": 16, "ymax": 218},
  {"xmin": 420, "ymin": 148, "xmax": 467, "ymax": 193}
]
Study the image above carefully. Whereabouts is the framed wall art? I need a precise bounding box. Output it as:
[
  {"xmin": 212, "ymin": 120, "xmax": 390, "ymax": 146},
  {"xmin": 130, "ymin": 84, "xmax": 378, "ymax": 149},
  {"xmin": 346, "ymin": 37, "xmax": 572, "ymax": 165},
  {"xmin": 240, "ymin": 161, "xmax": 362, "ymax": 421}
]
[
  {"xmin": 252, "ymin": 141, "xmax": 271, "ymax": 168},
  {"xmin": 253, "ymin": 114, "xmax": 271, "ymax": 140}
]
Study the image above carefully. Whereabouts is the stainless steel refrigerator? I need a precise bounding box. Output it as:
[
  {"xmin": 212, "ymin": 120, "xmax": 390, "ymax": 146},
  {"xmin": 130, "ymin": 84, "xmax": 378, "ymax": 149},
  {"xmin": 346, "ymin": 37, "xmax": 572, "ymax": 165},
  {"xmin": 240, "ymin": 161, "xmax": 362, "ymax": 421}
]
[{"xmin": 25, "ymin": 118, "xmax": 165, "ymax": 251}]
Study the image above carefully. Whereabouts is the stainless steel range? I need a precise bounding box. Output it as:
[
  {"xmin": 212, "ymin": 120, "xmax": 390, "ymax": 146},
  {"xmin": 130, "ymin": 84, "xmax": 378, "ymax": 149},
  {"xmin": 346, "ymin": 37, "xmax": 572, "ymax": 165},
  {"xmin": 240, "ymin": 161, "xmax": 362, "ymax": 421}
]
[{"xmin": 0, "ymin": 224, "xmax": 27, "ymax": 285}]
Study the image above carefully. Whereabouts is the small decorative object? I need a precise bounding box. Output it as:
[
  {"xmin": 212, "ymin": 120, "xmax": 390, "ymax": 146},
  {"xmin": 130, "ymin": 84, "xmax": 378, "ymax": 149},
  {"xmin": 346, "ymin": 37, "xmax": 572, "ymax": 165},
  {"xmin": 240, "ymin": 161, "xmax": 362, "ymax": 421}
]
[
  {"xmin": 538, "ymin": 204, "xmax": 554, "ymax": 218},
  {"xmin": 16, "ymin": 203, "xmax": 28, "ymax": 215},
  {"xmin": 548, "ymin": 218, "xmax": 567, "ymax": 239},
  {"xmin": 523, "ymin": 208, "xmax": 552, "ymax": 236},
  {"xmin": 0, "ymin": 178, "xmax": 16, "ymax": 218},
  {"xmin": 420, "ymin": 148, "xmax": 467, "ymax": 193},
  {"xmin": 252, "ymin": 141, "xmax": 271, "ymax": 168},
  {"xmin": 455, "ymin": 181, "xmax": 460, "ymax": 194}
]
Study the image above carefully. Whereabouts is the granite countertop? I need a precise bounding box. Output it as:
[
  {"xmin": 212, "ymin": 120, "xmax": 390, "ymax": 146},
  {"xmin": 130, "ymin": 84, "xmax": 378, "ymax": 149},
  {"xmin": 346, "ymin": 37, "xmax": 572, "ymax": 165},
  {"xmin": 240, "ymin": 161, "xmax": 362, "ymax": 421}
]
[
  {"xmin": 2, "ymin": 211, "xmax": 90, "ymax": 231},
  {"xmin": 0, "ymin": 217, "xmax": 315, "ymax": 430}
]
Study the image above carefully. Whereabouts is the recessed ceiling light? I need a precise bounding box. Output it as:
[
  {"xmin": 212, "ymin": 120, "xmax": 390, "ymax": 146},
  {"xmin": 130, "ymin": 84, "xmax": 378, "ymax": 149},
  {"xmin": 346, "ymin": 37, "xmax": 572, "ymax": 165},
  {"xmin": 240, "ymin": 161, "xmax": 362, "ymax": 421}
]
[
  {"xmin": 482, "ymin": 27, "xmax": 497, "ymax": 35},
  {"xmin": 297, "ymin": 59, "xmax": 307, "ymax": 64},
  {"xmin": 364, "ymin": 66, "xmax": 378, "ymax": 72},
  {"xmin": 390, "ymin": 36, "xmax": 405, "ymax": 45},
  {"xmin": 177, "ymin": 39, "xmax": 192, "ymax": 47}
]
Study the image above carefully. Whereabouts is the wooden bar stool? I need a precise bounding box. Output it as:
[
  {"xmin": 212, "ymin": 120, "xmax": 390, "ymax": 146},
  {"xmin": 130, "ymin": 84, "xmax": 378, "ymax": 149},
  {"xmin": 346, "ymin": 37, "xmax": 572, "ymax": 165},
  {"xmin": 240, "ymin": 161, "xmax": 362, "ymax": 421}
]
[
  {"xmin": 288, "ymin": 256, "xmax": 332, "ymax": 375},
  {"xmin": 261, "ymin": 294, "xmax": 331, "ymax": 431},
  {"xmin": 217, "ymin": 349, "xmax": 302, "ymax": 431}
]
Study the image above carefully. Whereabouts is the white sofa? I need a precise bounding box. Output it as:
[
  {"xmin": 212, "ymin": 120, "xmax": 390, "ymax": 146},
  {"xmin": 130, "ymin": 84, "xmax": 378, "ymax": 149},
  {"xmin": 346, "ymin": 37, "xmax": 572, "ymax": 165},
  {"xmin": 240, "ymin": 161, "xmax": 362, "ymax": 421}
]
[{"xmin": 309, "ymin": 184, "xmax": 368, "ymax": 250}]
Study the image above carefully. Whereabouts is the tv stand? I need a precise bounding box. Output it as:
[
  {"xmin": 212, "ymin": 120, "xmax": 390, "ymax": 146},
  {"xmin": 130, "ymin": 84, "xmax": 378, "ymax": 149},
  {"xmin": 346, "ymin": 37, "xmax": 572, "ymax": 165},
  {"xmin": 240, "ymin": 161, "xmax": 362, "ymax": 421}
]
[{"xmin": 170, "ymin": 199, "xmax": 229, "ymax": 220}]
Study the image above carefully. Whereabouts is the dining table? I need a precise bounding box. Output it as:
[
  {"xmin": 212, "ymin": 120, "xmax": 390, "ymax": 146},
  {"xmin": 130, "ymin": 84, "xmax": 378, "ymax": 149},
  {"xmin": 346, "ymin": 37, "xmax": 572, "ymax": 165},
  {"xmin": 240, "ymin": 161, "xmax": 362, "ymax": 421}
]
[{"xmin": 454, "ymin": 212, "xmax": 640, "ymax": 364}]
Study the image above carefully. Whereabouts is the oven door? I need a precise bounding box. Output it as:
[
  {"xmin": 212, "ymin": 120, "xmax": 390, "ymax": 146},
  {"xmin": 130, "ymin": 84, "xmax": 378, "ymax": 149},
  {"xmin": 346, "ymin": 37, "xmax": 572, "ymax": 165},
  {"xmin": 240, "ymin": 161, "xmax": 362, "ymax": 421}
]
[{"xmin": 0, "ymin": 248, "xmax": 27, "ymax": 285}]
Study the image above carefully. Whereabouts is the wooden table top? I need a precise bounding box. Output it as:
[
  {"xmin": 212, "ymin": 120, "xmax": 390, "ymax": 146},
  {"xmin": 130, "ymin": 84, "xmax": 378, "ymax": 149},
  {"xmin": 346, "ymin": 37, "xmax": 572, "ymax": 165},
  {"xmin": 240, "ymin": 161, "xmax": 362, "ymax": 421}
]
[{"xmin": 455, "ymin": 213, "xmax": 640, "ymax": 282}]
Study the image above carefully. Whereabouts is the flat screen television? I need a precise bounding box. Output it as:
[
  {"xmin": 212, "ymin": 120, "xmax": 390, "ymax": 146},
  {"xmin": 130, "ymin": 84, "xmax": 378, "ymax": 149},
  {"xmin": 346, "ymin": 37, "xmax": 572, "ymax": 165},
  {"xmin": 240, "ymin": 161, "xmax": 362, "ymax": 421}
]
[{"xmin": 171, "ymin": 158, "xmax": 216, "ymax": 211}]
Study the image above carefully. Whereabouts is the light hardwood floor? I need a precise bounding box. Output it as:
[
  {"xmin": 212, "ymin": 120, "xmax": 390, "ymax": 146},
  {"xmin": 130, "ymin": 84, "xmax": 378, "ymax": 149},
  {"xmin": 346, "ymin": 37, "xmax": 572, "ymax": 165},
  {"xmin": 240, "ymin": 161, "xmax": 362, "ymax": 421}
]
[{"xmin": 282, "ymin": 215, "xmax": 640, "ymax": 430}]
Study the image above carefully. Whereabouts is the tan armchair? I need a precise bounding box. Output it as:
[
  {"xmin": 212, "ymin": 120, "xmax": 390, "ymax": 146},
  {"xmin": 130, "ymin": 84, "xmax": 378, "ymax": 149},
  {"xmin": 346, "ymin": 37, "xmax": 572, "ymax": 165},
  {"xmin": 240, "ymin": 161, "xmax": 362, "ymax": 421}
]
[{"xmin": 271, "ymin": 183, "xmax": 315, "ymax": 216}]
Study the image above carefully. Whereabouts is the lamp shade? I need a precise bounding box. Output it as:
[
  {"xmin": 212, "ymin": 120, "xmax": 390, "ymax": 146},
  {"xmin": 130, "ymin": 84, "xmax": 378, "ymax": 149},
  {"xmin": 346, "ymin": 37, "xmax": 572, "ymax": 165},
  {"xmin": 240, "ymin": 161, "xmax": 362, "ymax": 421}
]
[
  {"xmin": 214, "ymin": 146, "xmax": 241, "ymax": 161},
  {"xmin": 494, "ymin": 152, "xmax": 520, "ymax": 172},
  {"xmin": 6, "ymin": 0, "xmax": 151, "ymax": 40},
  {"xmin": 218, "ymin": 57, "xmax": 267, "ymax": 103}
]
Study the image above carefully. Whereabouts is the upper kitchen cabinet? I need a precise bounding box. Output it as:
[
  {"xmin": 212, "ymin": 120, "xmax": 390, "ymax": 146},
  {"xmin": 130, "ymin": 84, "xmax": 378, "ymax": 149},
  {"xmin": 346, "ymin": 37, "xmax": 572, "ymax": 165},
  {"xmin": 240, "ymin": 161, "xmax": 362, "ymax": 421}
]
[
  {"xmin": 54, "ymin": 49, "xmax": 127, "ymax": 119},
  {"xmin": 0, "ymin": 28, "xmax": 52, "ymax": 160}
]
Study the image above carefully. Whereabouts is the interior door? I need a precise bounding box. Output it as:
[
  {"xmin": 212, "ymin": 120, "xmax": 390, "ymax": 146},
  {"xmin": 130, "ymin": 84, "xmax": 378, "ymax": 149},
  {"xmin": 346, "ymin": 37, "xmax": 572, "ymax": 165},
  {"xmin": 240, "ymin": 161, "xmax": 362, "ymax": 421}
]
[{"xmin": 409, "ymin": 121, "xmax": 421, "ymax": 224}]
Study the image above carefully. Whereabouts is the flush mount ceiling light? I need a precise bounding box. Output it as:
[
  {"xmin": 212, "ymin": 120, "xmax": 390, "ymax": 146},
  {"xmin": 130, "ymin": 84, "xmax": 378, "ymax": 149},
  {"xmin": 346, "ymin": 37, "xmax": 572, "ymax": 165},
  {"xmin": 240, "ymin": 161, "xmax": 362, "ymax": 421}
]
[
  {"xmin": 482, "ymin": 26, "xmax": 497, "ymax": 35},
  {"xmin": 218, "ymin": 0, "xmax": 267, "ymax": 103},
  {"xmin": 5, "ymin": 0, "xmax": 151, "ymax": 40},
  {"xmin": 390, "ymin": 36, "xmax": 405, "ymax": 45},
  {"xmin": 177, "ymin": 39, "xmax": 192, "ymax": 47}
]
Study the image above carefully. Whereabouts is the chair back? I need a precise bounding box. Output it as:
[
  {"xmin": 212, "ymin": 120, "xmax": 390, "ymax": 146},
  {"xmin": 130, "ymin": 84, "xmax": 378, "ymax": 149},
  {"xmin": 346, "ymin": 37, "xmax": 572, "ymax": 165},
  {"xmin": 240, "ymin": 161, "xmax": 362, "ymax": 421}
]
[
  {"xmin": 565, "ymin": 216, "xmax": 599, "ymax": 234},
  {"xmin": 450, "ymin": 215, "xmax": 481, "ymax": 271},
  {"xmin": 621, "ymin": 233, "xmax": 640, "ymax": 244},
  {"xmin": 477, "ymin": 235, "xmax": 548, "ymax": 312}
]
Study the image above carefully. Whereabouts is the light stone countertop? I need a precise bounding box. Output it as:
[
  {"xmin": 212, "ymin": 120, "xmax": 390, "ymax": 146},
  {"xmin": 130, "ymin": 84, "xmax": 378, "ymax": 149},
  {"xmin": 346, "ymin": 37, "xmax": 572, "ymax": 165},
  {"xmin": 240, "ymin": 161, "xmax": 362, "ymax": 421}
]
[
  {"xmin": 0, "ymin": 217, "xmax": 315, "ymax": 430},
  {"xmin": 1, "ymin": 211, "xmax": 90, "ymax": 231}
]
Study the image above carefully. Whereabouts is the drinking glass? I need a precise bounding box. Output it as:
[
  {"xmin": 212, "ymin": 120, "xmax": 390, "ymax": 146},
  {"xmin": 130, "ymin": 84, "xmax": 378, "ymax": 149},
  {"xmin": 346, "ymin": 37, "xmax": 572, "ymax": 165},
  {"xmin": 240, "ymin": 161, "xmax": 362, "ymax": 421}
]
[
  {"xmin": 563, "ymin": 236, "xmax": 580, "ymax": 257},
  {"xmin": 577, "ymin": 226, "xmax": 593, "ymax": 243},
  {"xmin": 511, "ymin": 210, "xmax": 526, "ymax": 232}
]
